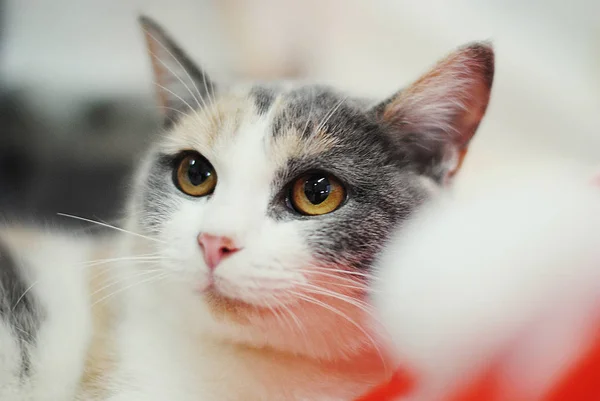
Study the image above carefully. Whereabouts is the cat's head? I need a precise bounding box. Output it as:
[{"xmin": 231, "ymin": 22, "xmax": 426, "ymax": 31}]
[{"xmin": 127, "ymin": 16, "xmax": 494, "ymax": 360}]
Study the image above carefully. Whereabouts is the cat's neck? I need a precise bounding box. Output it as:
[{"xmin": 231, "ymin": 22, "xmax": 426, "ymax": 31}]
[
  {"xmin": 191, "ymin": 331, "xmax": 392, "ymax": 400},
  {"xmin": 154, "ymin": 279, "xmax": 390, "ymax": 372},
  {"xmin": 221, "ymin": 335, "xmax": 391, "ymax": 376}
]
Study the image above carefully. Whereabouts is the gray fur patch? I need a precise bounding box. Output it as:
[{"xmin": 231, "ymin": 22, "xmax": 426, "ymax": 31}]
[
  {"xmin": 265, "ymin": 85, "xmax": 431, "ymax": 270},
  {"xmin": 137, "ymin": 152, "xmax": 184, "ymax": 235},
  {"xmin": 0, "ymin": 239, "xmax": 42, "ymax": 377},
  {"xmin": 249, "ymin": 86, "xmax": 276, "ymax": 115}
]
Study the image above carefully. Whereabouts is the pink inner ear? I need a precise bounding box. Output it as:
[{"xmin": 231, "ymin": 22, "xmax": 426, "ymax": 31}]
[
  {"xmin": 382, "ymin": 43, "xmax": 494, "ymax": 151},
  {"xmin": 592, "ymin": 175, "xmax": 600, "ymax": 187}
]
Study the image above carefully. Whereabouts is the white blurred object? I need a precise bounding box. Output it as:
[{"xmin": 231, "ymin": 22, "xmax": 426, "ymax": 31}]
[{"xmin": 373, "ymin": 164, "xmax": 600, "ymax": 400}]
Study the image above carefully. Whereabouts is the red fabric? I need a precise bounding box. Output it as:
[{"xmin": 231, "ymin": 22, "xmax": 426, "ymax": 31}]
[
  {"xmin": 354, "ymin": 369, "xmax": 414, "ymax": 401},
  {"xmin": 544, "ymin": 330, "xmax": 600, "ymax": 401},
  {"xmin": 448, "ymin": 327, "xmax": 600, "ymax": 401},
  {"xmin": 355, "ymin": 330, "xmax": 600, "ymax": 401},
  {"xmin": 448, "ymin": 363, "xmax": 506, "ymax": 401}
]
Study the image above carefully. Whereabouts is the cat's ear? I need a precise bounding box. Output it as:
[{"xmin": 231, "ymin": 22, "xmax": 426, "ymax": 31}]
[
  {"xmin": 375, "ymin": 43, "xmax": 494, "ymax": 184},
  {"xmin": 139, "ymin": 16, "xmax": 216, "ymax": 124}
]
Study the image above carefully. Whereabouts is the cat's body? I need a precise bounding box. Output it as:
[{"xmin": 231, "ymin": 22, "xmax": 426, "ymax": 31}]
[
  {"xmin": 0, "ymin": 228, "xmax": 94, "ymax": 400},
  {"xmin": 0, "ymin": 17, "xmax": 494, "ymax": 401}
]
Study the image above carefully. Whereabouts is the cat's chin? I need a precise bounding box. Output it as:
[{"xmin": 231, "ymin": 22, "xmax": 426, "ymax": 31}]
[
  {"xmin": 201, "ymin": 287, "xmax": 274, "ymax": 322},
  {"xmin": 191, "ymin": 286, "xmax": 383, "ymax": 362}
]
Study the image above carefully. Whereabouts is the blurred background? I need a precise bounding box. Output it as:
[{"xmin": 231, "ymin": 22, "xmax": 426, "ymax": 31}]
[{"xmin": 1, "ymin": 0, "xmax": 599, "ymax": 227}]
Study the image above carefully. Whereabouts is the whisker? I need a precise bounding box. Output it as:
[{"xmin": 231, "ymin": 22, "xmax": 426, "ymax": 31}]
[
  {"xmin": 153, "ymin": 82, "xmax": 205, "ymax": 123},
  {"xmin": 12, "ymin": 281, "xmax": 38, "ymax": 311},
  {"xmin": 142, "ymin": 28, "xmax": 219, "ymax": 128},
  {"xmin": 82, "ymin": 255, "xmax": 163, "ymax": 267},
  {"xmin": 87, "ymin": 260, "xmax": 163, "ymax": 285},
  {"xmin": 289, "ymin": 290, "xmax": 387, "ymax": 371},
  {"xmin": 199, "ymin": 62, "xmax": 217, "ymax": 122},
  {"xmin": 300, "ymin": 86, "xmax": 316, "ymax": 138},
  {"xmin": 56, "ymin": 213, "xmax": 165, "ymax": 244},
  {"xmin": 8, "ymin": 252, "xmax": 164, "ymax": 311},
  {"xmin": 91, "ymin": 271, "xmax": 169, "ymax": 308},
  {"xmin": 154, "ymin": 106, "xmax": 212, "ymax": 138},
  {"xmin": 147, "ymin": 49, "xmax": 205, "ymax": 112},
  {"xmin": 157, "ymin": 102, "xmax": 212, "ymax": 135},
  {"xmin": 268, "ymin": 293, "xmax": 307, "ymax": 338},
  {"xmin": 310, "ymin": 278, "xmax": 375, "ymax": 292},
  {"xmin": 89, "ymin": 268, "xmax": 162, "ymax": 299},
  {"xmin": 153, "ymin": 79, "xmax": 213, "ymax": 133},
  {"xmin": 143, "ymin": 29, "xmax": 209, "ymax": 108},
  {"xmin": 263, "ymin": 294, "xmax": 294, "ymax": 332},
  {"xmin": 300, "ymin": 271, "xmax": 363, "ymax": 286},
  {"xmin": 298, "ymin": 283, "xmax": 379, "ymax": 323},
  {"xmin": 305, "ymin": 266, "xmax": 378, "ymax": 280},
  {"xmin": 13, "ymin": 325, "xmax": 35, "ymax": 348},
  {"xmin": 158, "ymin": 105, "xmax": 196, "ymax": 121},
  {"xmin": 68, "ymin": 215, "xmax": 130, "ymax": 234},
  {"xmin": 207, "ymin": 78, "xmax": 220, "ymax": 126},
  {"xmin": 316, "ymin": 96, "xmax": 348, "ymax": 133}
]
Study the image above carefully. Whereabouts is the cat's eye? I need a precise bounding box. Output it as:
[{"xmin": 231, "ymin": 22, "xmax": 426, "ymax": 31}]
[
  {"xmin": 174, "ymin": 152, "xmax": 217, "ymax": 197},
  {"xmin": 288, "ymin": 173, "xmax": 346, "ymax": 216}
]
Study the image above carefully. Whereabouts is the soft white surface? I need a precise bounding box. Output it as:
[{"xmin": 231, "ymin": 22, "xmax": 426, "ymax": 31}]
[{"xmin": 374, "ymin": 165, "xmax": 600, "ymax": 399}]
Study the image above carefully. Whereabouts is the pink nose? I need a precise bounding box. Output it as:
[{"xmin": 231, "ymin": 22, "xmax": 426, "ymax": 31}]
[{"xmin": 197, "ymin": 233, "xmax": 240, "ymax": 270}]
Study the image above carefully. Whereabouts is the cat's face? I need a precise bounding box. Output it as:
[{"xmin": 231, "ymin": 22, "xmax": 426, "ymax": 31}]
[{"xmin": 128, "ymin": 17, "xmax": 494, "ymax": 360}]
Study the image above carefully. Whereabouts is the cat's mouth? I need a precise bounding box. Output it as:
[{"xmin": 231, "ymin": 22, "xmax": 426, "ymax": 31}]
[{"xmin": 194, "ymin": 271, "xmax": 301, "ymax": 322}]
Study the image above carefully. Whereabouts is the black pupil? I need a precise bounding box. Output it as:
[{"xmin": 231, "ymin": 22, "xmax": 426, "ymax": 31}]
[
  {"xmin": 304, "ymin": 175, "xmax": 331, "ymax": 205},
  {"xmin": 187, "ymin": 157, "xmax": 212, "ymax": 186}
]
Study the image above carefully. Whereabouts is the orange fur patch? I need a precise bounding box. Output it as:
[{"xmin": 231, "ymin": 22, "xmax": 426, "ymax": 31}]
[{"xmin": 76, "ymin": 252, "xmax": 118, "ymax": 399}]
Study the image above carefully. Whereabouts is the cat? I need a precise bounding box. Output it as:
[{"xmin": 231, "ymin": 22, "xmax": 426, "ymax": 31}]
[
  {"xmin": 373, "ymin": 164, "xmax": 600, "ymax": 400},
  {"xmin": 0, "ymin": 16, "xmax": 494, "ymax": 401}
]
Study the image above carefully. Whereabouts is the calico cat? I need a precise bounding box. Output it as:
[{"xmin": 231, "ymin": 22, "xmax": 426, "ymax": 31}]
[{"xmin": 0, "ymin": 17, "xmax": 493, "ymax": 401}]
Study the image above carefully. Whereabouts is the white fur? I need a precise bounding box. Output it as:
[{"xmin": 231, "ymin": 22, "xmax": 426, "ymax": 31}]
[
  {"xmin": 0, "ymin": 230, "xmax": 93, "ymax": 401},
  {"xmin": 374, "ymin": 164, "xmax": 600, "ymax": 399}
]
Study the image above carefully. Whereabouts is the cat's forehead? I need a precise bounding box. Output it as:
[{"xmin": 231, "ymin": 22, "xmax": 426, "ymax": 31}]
[{"xmin": 159, "ymin": 84, "xmax": 382, "ymax": 172}]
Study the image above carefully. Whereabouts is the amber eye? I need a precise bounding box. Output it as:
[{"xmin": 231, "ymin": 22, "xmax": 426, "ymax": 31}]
[
  {"xmin": 289, "ymin": 173, "xmax": 346, "ymax": 216},
  {"xmin": 174, "ymin": 152, "xmax": 217, "ymax": 197}
]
